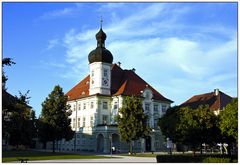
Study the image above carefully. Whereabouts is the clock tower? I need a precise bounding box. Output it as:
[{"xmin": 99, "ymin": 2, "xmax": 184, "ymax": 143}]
[{"xmin": 88, "ymin": 22, "xmax": 113, "ymax": 95}]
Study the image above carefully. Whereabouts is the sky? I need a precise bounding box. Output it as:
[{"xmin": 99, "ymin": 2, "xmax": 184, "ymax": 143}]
[{"xmin": 3, "ymin": 2, "xmax": 238, "ymax": 117}]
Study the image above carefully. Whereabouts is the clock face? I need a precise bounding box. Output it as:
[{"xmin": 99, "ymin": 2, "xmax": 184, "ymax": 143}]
[{"xmin": 102, "ymin": 78, "xmax": 109, "ymax": 86}]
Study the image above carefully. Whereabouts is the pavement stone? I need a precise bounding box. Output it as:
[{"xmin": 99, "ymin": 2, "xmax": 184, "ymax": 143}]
[{"xmin": 27, "ymin": 155, "xmax": 157, "ymax": 163}]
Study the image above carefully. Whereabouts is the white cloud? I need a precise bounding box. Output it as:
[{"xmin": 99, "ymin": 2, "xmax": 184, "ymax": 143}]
[
  {"xmin": 47, "ymin": 39, "xmax": 59, "ymax": 50},
  {"xmin": 40, "ymin": 3, "xmax": 83, "ymax": 20},
  {"xmin": 60, "ymin": 3, "xmax": 237, "ymax": 103}
]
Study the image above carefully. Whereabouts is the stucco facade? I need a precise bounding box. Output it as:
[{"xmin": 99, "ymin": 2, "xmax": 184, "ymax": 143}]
[{"xmin": 47, "ymin": 26, "xmax": 173, "ymax": 153}]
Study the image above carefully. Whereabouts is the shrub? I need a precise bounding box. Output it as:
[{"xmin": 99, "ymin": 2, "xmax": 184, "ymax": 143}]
[{"xmin": 156, "ymin": 154, "xmax": 237, "ymax": 163}]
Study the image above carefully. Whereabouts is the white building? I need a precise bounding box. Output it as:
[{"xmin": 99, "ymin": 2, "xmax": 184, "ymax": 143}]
[{"xmin": 54, "ymin": 26, "xmax": 173, "ymax": 153}]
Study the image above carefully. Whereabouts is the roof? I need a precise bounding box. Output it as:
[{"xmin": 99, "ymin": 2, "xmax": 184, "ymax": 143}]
[
  {"xmin": 2, "ymin": 90, "xmax": 17, "ymax": 109},
  {"xmin": 180, "ymin": 90, "xmax": 233, "ymax": 111},
  {"xmin": 66, "ymin": 64, "xmax": 173, "ymax": 103}
]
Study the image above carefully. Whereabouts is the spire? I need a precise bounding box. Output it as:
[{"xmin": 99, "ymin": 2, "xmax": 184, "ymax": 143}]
[
  {"xmin": 96, "ymin": 16, "xmax": 106, "ymax": 48},
  {"xmin": 100, "ymin": 16, "xmax": 103, "ymax": 29}
]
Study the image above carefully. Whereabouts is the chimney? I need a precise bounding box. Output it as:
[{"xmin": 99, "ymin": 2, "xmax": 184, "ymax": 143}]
[
  {"xmin": 132, "ymin": 68, "xmax": 136, "ymax": 72},
  {"xmin": 117, "ymin": 62, "xmax": 121, "ymax": 67},
  {"xmin": 214, "ymin": 89, "xmax": 219, "ymax": 96}
]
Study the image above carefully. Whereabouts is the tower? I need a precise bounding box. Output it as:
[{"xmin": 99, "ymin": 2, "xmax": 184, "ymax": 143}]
[{"xmin": 88, "ymin": 21, "xmax": 113, "ymax": 95}]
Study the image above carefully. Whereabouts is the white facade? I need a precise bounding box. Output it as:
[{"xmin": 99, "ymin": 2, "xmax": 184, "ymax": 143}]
[
  {"xmin": 89, "ymin": 62, "xmax": 111, "ymax": 95},
  {"xmin": 49, "ymin": 27, "xmax": 172, "ymax": 153},
  {"xmin": 52, "ymin": 88, "xmax": 171, "ymax": 153}
]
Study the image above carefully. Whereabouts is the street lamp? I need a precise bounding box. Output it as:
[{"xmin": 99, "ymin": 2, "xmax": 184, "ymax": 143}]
[{"xmin": 109, "ymin": 133, "xmax": 112, "ymax": 157}]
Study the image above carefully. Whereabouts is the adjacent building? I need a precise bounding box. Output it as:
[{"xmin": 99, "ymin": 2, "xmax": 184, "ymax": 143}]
[
  {"xmin": 55, "ymin": 26, "xmax": 173, "ymax": 153},
  {"xmin": 180, "ymin": 89, "xmax": 233, "ymax": 115}
]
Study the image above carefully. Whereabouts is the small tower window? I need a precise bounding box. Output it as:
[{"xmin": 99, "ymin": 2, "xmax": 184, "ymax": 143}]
[
  {"xmin": 91, "ymin": 71, "xmax": 94, "ymax": 77},
  {"xmin": 103, "ymin": 69, "xmax": 108, "ymax": 77}
]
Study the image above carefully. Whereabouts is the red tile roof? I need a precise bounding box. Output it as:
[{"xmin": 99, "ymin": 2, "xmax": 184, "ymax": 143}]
[
  {"xmin": 66, "ymin": 64, "xmax": 173, "ymax": 103},
  {"xmin": 180, "ymin": 90, "xmax": 233, "ymax": 111}
]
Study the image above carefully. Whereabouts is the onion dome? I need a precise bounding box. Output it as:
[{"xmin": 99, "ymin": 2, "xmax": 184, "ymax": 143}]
[{"xmin": 88, "ymin": 23, "xmax": 113, "ymax": 64}]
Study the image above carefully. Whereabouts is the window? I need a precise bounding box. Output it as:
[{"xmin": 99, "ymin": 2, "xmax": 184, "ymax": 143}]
[
  {"xmin": 103, "ymin": 69, "xmax": 108, "ymax": 77},
  {"xmin": 91, "ymin": 80, "xmax": 94, "ymax": 85},
  {"xmin": 114, "ymin": 102, "xmax": 118, "ymax": 109},
  {"xmin": 77, "ymin": 118, "xmax": 80, "ymax": 128},
  {"xmin": 154, "ymin": 119, "xmax": 158, "ymax": 128},
  {"xmin": 146, "ymin": 119, "xmax": 150, "ymax": 127},
  {"xmin": 73, "ymin": 118, "xmax": 76, "ymax": 128},
  {"xmin": 91, "ymin": 71, "xmax": 94, "ymax": 77},
  {"xmin": 162, "ymin": 105, "xmax": 167, "ymax": 113},
  {"xmin": 154, "ymin": 104, "xmax": 158, "ymax": 113},
  {"xmin": 78, "ymin": 103, "xmax": 81, "ymax": 110},
  {"xmin": 83, "ymin": 103, "xmax": 86, "ymax": 110},
  {"xmin": 145, "ymin": 91, "xmax": 150, "ymax": 99},
  {"xmin": 145, "ymin": 103, "xmax": 150, "ymax": 111},
  {"xmin": 90, "ymin": 102, "xmax": 94, "ymax": 109},
  {"xmin": 73, "ymin": 105, "xmax": 76, "ymax": 111},
  {"xmin": 83, "ymin": 117, "xmax": 86, "ymax": 127},
  {"xmin": 90, "ymin": 116, "xmax": 94, "ymax": 127},
  {"xmin": 102, "ymin": 115, "xmax": 108, "ymax": 125},
  {"xmin": 103, "ymin": 102, "xmax": 108, "ymax": 109}
]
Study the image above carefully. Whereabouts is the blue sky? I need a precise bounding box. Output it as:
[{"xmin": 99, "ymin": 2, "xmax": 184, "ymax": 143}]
[{"xmin": 3, "ymin": 2, "xmax": 237, "ymax": 117}]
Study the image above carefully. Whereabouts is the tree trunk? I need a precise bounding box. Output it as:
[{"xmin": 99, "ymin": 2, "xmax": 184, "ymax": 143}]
[
  {"xmin": 129, "ymin": 141, "xmax": 133, "ymax": 155},
  {"xmin": 52, "ymin": 140, "xmax": 55, "ymax": 153}
]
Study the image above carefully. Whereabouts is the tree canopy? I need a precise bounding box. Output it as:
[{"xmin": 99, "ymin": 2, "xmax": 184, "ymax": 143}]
[
  {"xmin": 116, "ymin": 96, "xmax": 151, "ymax": 154},
  {"xmin": 39, "ymin": 85, "xmax": 74, "ymax": 152},
  {"xmin": 159, "ymin": 105, "xmax": 219, "ymax": 155},
  {"xmin": 219, "ymin": 98, "xmax": 238, "ymax": 141}
]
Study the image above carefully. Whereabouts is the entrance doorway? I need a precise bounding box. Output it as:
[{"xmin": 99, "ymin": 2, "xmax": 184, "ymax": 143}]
[
  {"xmin": 97, "ymin": 134, "xmax": 104, "ymax": 152},
  {"xmin": 145, "ymin": 136, "xmax": 151, "ymax": 151},
  {"xmin": 112, "ymin": 134, "xmax": 120, "ymax": 153}
]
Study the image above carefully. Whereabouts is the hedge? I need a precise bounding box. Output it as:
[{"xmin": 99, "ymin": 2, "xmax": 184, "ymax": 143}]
[{"xmin": 156, "ymin": 154, "xmax": 237, "ymax": 163}]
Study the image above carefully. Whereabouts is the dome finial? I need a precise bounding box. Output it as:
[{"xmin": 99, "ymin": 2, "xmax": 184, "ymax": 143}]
[{"xmin": 100, "ymin": 16, "xmax": 103, "ymax": 29}]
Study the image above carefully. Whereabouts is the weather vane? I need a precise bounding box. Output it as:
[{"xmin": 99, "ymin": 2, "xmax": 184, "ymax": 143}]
[{"xmin": 100, "ymin": 16, "xmax": 103, "ymax": 28}]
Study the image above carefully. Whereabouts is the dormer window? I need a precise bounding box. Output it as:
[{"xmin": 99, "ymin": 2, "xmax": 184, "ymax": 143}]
[{"xmin": 146, "ymin": 91, "xmax": 150, "ymax": 99}]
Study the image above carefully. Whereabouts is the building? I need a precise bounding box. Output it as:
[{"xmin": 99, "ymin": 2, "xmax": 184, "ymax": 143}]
[
  {"xmin": 55, "ymin": 25, "xmax": 173, "ymax": 153},
  {"xmin": 180, "ymin": 89, "xmax": 233, "ymax": 115}
]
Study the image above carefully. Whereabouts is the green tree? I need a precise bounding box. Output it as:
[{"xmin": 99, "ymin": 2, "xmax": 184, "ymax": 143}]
[
  {"xmin": 219, "ymin": 98, "xmax": 238, "ymax": 155},
  {"xmin": 8, "ymin": 91, "xmax": 36, "ymax": 148},
  {"xmin": 116, "ymin": 96, "xmax": 151, "ymax": 154},
  {"xmin": 158, "ymin": 106, "xmax": 181, "ymax": 142},
  {"xmin": 39, "ymin": 85, "xmax": 74, "ymax": 152},
  {"xmin": 159, "ymin": 105, "xmax": 219, "ymax": 156},
  {"xmin": 2, "ymin": 58, "xmax": 15, "ymax": 90},
  {"xmin": 176, "ymin": 106, "xmax": 218, "ymax": 155}
]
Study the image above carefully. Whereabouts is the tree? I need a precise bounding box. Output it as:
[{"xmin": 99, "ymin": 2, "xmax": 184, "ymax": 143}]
[
  {"xmin": 39, "ymin": 85, "xmax": 74, "ymax": 152},
  {"xmin": 8, "ymin": 90, "xmax": 36, "ymax": 148},
  {"xmin": 158, "ymin": 106, "xmax": 181, "ymax": 142},
  {"xmin": 116, "ymin": 96, "xmax": 151, "ymax": 154},
  {"xmin": 176, "ymin": 106, "xmax": 218, "ymax": 155},
  {"xmin": 2, "ymin": 58, "xmax": 15, "ymax": 90},
  {"xmin": 159, "ymin": 105, "xmax": 219, "ymax": 156},
  {"xmin": 219, "ymin": 98, "xmax": 238, "ymax": 155}
]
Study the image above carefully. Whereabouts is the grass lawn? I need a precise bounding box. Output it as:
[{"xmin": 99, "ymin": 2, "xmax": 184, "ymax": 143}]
[{"xmin": 2, "ymin": 150, "xmax": 108, "ymax": 162}]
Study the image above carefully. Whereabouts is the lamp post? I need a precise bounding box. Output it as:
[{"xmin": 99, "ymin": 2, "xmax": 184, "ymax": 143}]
[{"xmin": 109, "ymin": 133, "xmax": 112, "ymax": 157}]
